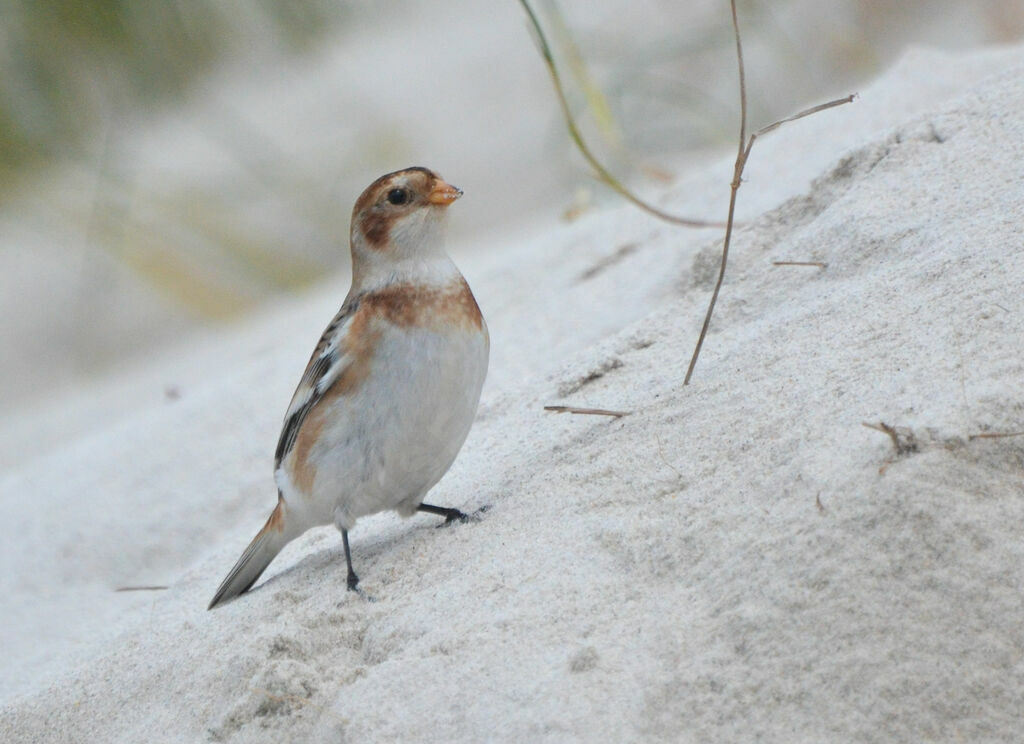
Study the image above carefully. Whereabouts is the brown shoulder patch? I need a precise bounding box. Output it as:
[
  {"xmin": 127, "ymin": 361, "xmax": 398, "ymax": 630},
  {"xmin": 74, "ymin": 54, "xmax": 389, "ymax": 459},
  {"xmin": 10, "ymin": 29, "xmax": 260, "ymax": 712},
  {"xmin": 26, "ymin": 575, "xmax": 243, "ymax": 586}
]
[
  {"xmin": 362, "ymin": 278, "xmax": 484, "ymax": 331},
  {"xmin": 362, "ymin": 284, "xmax": 422, "ymax": 327},
  {"xmin": 450, "ymin": 277, "xmax": 484, "ymax": 331}
]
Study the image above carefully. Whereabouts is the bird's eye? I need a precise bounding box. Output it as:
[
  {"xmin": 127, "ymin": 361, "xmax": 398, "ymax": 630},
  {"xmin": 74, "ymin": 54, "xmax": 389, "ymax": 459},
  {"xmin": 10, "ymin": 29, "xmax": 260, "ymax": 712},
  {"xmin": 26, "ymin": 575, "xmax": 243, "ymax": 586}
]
[{"xmin": 386, "ymin": 188, "xmax": 408, "ymax": 206}]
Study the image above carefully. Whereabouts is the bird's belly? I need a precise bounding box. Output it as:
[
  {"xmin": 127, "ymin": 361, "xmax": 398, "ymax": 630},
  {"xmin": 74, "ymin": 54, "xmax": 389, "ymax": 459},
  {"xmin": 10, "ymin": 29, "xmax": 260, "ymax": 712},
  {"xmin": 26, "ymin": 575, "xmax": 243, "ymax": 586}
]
[{"xmin": 293, "ymin": 325, "xmax": 488, "ymax": 526}]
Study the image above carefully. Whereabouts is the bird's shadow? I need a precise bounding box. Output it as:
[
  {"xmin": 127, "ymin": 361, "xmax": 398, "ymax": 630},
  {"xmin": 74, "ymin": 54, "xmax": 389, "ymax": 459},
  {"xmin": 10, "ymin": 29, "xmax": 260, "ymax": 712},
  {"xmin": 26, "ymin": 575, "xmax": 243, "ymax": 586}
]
[{"xmin": 245, "ymin": 504, "xmax": 490, "ymax": 602}]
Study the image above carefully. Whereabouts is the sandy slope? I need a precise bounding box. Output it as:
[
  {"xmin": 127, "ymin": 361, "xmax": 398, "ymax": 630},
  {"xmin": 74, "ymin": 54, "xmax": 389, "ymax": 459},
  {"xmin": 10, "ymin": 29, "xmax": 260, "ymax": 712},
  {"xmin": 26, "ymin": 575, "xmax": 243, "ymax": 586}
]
[{"xmin": 2, "ymin": 44, "xmax": 1023, "ymax": 742}]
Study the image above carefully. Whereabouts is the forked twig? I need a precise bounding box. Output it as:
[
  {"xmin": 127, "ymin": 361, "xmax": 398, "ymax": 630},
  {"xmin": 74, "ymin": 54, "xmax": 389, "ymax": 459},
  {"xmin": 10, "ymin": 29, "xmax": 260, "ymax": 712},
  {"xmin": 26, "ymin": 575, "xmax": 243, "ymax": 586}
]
[
  {"xmin": 862, "ymin": 421, "xmax": 918, "ymax": 456},
  {"xmin": 520, "ymin": 0, "xmax": 854, "ymax": 384},
  {"xmin": 517, "ymin": 0, "xmax": 723, "ymax": 229},
  {"xmin": 683, "ymin": 0, "xmax": 854, "ymax": 384}
]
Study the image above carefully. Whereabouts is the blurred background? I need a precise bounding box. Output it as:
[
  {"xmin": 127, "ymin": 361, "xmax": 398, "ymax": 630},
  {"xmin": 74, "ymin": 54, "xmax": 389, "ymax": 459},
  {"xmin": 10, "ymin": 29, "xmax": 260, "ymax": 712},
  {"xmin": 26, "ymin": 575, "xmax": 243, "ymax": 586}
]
[{"xmin": 1, "ymin": 0, "xmax": 1021, "ymax": 426}]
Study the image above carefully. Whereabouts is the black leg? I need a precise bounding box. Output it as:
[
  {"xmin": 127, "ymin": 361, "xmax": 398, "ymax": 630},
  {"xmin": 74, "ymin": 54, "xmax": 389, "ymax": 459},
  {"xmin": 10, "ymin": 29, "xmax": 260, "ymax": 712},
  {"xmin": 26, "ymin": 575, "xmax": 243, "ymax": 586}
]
[
  {"xmin": 342, "ymin": 529, "xmax": 359, "ymax": 591},
  {"xmin": 417, "ymin": 502, "xmax": 468, "ymax": 524}
]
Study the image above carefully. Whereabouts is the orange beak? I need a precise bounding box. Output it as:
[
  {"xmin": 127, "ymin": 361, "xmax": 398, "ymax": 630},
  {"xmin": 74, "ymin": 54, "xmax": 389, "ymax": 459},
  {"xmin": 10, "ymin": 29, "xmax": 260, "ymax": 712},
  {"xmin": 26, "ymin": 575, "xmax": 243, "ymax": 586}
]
[{"xmin": 427, "ymin": 179, "xmax": 463, "ymax": 205}]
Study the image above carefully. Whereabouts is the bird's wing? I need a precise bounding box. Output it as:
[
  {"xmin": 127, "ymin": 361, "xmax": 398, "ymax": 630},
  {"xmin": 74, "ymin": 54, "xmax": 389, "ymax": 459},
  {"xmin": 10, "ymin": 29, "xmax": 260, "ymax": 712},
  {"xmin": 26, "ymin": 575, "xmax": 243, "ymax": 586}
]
[{"xmin": 274, "ymin": 299, "xmax": 360, "ymax": 468}]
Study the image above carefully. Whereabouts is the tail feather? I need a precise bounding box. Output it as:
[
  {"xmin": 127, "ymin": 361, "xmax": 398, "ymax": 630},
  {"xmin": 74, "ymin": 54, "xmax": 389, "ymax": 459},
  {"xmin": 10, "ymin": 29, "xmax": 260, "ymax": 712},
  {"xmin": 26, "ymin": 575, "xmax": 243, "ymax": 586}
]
[{"xmin": 208, "ymin": 497, "xmax": 294, "ymax": 610}]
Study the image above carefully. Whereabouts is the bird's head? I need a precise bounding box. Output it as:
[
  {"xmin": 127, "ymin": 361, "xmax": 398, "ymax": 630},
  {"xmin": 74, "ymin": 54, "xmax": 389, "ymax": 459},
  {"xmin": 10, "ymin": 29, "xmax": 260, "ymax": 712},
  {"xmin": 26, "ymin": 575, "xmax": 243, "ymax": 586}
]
[{"xmin": 349, "ymin": 167, "xmax": 462, "ymax": 287}]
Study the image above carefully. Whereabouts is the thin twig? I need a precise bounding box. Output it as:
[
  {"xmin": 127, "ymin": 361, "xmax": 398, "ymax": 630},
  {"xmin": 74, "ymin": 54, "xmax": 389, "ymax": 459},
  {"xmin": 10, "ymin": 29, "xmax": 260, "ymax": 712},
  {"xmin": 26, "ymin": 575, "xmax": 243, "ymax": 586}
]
[
  {"xmin": 543, "ymin": 0, "xmax": 622, "ymax": 148},
  {"xmin": 733, "ymin": 0, "xmax": 747, "ymax": 154},
  {"xmin": 753, "ymin": 95, "xmax": 856, "ymax": 139},
  {"xmin": 772, "ymin": 260, "xmax": 827, "ymax": 268},
  {"xmin": 861, "ymin": 420, "xmax": 901, "ymax": 448},
  {"xmin": 654, "ymin": 431, "xmax": 684, "ymax": 480},
  {"xmin": 683, "ymin": 0, "xmax": 854, "ymax": 385},
  {"xmin": 740, "ymin": 95, "xmax": 855, "ymax": 164},
  {"xmin": 968, "ymin": 431, "xmax": 1024, "ymax": 440},
  {"xmin": 862, "ymin": 421, "xmax": 918, "ymax": 455},
  {"xmin": 544, "ymin": 405, "xmax": 630, "ymax": 418},
  {"xmin": 683, "ymin": 1, "xmax": 747, "ymax": 385},
  {"xmin": 520, "ymin": 0, "xmax": 853, "ymax": 384},
  {"xmin": 518, "ymin": 0, "xmax": 723, "ymax": 228},
  {"xmin": 115, "ymin": 585, "xmax": 169, "ymax": 592}
]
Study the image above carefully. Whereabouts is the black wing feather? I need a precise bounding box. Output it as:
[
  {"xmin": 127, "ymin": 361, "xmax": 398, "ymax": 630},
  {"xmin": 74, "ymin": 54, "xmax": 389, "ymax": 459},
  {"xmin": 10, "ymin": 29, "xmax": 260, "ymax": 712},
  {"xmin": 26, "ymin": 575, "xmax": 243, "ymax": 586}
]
[
  {"xmin": 273, "ymin": 299, "xmax": 360, "ymax": 468},
  {"xmin": 275, "ymin": 395, "xmax": 318, "ymax": 467}
]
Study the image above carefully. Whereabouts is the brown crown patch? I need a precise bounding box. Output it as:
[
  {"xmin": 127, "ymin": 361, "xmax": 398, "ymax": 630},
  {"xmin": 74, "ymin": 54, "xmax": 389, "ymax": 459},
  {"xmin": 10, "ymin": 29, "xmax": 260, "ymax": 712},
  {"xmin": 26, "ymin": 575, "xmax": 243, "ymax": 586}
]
[{"xmin": 352, "ymin": 167, "xmax": 436, "ymax": 215}]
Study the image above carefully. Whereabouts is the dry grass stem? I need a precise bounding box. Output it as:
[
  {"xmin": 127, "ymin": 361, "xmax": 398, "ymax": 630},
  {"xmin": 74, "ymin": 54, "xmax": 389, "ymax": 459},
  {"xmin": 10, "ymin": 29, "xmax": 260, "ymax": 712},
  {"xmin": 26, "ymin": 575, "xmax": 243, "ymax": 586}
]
[
  {"xmin": 518, "ymin": 0, "xmax": 724, "ymax": 229},
  {"xmin": 544, "ymin": 405, "xmax": 630, "ymax": 418},
  {"xmin": 114, "ymin": 585, "xmax": 169, "ymax": 592},
  {"xmin": 654, "ymin": 431, "xmax": 684, "ymax": 480},
  {"xmin": 682, "ymin": 0, "xmax": 854, "ymax": 385},
  {"xmin": 968, "ymin": 431, "xmax": 1024, "ymax": 440},
  {"xmin": 520, "ymin": 0, "xmax": 853, "ymax": 384},
  {"xmin": 751, "ymin": 96, "xmax": 857, "ymax": 140},
  {"xmin": 862, "ymin": 421, "xmax": 919, "ymax": 456},
  {"xmin": 772, "ymin": 260, "xmax": 827, "ymax": 268}
]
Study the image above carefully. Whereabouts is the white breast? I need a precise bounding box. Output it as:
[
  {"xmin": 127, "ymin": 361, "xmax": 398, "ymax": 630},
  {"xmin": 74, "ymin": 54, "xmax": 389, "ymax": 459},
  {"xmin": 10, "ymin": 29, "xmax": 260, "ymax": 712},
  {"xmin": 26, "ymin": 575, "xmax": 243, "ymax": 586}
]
[{"xmin": 288, "ymin": 317, "xmax": 489, "ymax": 529}]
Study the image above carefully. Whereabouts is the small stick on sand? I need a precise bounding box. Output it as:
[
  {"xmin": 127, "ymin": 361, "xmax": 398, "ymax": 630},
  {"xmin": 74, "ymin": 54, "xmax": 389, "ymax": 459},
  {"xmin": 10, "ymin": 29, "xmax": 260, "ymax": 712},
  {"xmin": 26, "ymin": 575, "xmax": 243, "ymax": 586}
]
[
  {"xmin": 115, "ymin": 586, "xmax": 169, "ymax": 592},
  {"xmin": 862, "ymin": 421, "xmax": 918, "ymax": 456},
  {"xmin": 772, "ymin": 261, "xmax": 827, "ymax": 268},
  {"xmin": 544, "ymin": 405, "xmax": 630, "ymax": 418},
  {"xmin": 968, "ymin": 431, "xmax": 1024, "ymax": 440},
  {"xmin": 654, "ymin": 431, "xmax": 684, "ymax": 480}
]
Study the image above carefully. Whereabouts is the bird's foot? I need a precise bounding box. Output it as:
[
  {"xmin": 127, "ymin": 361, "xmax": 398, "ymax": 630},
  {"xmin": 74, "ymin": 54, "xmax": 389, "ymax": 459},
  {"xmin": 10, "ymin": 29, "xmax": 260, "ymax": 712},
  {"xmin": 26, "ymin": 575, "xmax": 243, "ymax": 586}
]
[
  {"xmin": 443, "ymin": 509, "xmax": 468, "ymax": 525},
  {"xmin": 342, "ymin": 571, "xmax": 376, "ymax": 602},
  {"xmin": 437, "ymin": 504, "xmax": 490, "ymax": 528}
]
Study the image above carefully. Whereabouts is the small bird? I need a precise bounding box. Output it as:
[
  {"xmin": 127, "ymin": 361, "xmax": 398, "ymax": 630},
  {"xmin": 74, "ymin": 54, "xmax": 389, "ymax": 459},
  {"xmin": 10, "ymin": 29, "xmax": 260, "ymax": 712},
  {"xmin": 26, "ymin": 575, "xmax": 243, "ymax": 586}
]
[{"xmin": 208, "ymin": 167, "xmax": 489, "ymax": 609}]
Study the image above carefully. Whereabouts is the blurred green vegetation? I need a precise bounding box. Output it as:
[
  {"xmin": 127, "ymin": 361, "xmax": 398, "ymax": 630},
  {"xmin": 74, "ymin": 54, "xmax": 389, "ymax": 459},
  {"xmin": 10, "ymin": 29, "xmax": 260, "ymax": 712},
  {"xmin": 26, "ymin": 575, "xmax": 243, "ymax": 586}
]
[{"xmin": 0, "ymin": 0, "xmax": 345, "ymax": 186}]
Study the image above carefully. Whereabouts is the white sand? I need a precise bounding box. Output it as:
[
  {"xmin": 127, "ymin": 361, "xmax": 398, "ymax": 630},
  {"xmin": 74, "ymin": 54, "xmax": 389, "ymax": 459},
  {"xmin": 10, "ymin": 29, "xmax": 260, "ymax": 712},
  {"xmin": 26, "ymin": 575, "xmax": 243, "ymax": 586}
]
[{"xmin": 2, "ymin": 43, "xmax": 1023, "ymax": 742}]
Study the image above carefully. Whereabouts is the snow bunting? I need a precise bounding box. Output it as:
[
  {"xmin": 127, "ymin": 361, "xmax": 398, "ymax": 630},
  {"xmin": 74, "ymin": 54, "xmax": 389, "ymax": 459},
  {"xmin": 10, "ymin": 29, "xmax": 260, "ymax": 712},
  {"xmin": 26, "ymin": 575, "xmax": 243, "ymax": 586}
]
[{"xmin": 208, "ymin": 167, "xmax": 488, "ymax": 609}]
